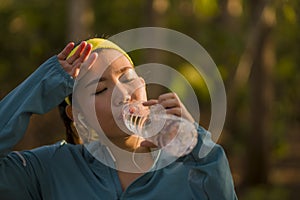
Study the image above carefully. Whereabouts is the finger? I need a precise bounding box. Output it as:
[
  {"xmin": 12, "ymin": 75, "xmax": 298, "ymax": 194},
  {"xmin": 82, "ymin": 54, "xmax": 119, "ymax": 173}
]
[
  {"xmin": 167, "ymin": 105, "xmax": 195, "ymax": 123},
  {"xmin": 84, "ymin": 52, "xmax": 98, "ymax": 70},
  {"xmin": 70, "ymin": 43, "xmax": 92, "ymax": 68},
  {"xmin": 142, "ymin": 99, "xmax": 158, "ymax": 106},
  {"xmin": 159, "ymin": 98, "xmax": 180, "ymax": 109},
  {"xmin": 57, "ymin": 42, "xmax": 75, "ymax": 60},
  {"xmin": 76, "ymin": 52, "xmax": 98, "ymax": 80},
  {"xmin": 79, "ymin": 43, "xmax": 92, "ymax": 62},
  {"xmin": 165, "ymin": 107, "xmax": 182, "ymax": 117},
  {"xmin": 67, "ymin": 41, "xmax": 87, "ymax": 64},
  {"xmin": 157, "ymin": 92, "xmax": 177, "ymax": 103}
]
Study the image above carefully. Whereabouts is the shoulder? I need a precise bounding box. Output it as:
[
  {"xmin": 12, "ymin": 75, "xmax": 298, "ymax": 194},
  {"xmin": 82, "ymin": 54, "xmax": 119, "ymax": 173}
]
[
  {"xmin": 1, "ymin": 141, "xmax": 84, "ymax": 178},
  {"xmin": 30, "ymin": 140, "xmax": 84, "ymax": 159},
  {"xmin": 8, "ymin": 141, "xmax": 85, "ymax": 169}
]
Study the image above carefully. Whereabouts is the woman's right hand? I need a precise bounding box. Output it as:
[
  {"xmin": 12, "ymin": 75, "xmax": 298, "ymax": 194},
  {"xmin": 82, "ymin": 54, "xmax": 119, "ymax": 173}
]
[{"xmin": 57, "ymin": 41, "xmax": 98, "ymax": 78}]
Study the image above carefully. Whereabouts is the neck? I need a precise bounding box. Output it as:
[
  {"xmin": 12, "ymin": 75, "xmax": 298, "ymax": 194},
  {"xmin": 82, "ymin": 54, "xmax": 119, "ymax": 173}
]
[
  {"xmin": 108, "ymin": 135, "xmax": 148, "ymax": 152},
  {"xmin": 107, "ymin": 135, "xmax": 154, "ymax": 173}
]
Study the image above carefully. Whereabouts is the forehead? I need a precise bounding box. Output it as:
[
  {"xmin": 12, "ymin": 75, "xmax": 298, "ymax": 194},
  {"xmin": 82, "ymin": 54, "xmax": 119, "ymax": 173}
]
[
  {"xmin": 76, "ymin": 49, "xmax": 133, "ymax": 87},
  {"xmin": 92, "ymin": 49, "xmax": 133, "ymax": 74}
]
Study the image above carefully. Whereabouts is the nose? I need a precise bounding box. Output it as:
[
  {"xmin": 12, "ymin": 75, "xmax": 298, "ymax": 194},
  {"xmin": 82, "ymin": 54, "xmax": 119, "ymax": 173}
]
[{"xmin": 112, "ymin": 83, "xmax": 131, "ymax": 106}]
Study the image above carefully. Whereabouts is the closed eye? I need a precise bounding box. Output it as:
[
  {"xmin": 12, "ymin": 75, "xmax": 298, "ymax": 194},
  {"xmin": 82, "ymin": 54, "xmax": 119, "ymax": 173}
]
[
  {"xmin": 94, "ymin": 88, "xmax": 107, "ymax": 95},
  {"xmin": 119, "ymin": 69, "xmax": 139, "ymax": 83}
]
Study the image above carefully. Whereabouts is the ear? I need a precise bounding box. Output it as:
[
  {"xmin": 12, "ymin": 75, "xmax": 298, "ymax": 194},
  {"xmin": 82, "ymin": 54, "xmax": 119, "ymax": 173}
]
[{"xmin": 65, "ymin": 105, "xmax": 74, "ymax": 121}]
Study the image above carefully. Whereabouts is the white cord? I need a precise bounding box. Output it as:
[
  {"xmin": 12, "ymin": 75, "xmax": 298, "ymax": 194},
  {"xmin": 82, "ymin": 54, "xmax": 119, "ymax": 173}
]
[
  {"xmin": 131, "ymin": 137, "xmax": 146, "ymax": 172},
  {"xmin": 131, "ymin": 137, "xmax": 162, "ymax": 173}
]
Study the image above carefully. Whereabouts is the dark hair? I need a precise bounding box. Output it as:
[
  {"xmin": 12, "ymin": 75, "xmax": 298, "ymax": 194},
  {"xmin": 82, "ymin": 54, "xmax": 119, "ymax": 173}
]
[{"xmin": 58, "ymin": 94, "xmax": 82, "ymax": 144}]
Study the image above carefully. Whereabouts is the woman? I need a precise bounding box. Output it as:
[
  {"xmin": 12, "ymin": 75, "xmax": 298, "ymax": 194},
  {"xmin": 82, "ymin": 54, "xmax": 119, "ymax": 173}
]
[{"xmin": 0, "ymin": 38, "xmax": 237, "ymax": 199}]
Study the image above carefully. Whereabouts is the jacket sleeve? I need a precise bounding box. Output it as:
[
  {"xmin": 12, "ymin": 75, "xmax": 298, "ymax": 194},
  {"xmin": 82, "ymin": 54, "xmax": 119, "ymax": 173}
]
[
  {"xmin": 0, "ymin": 55, "xmax": 74, "ymax": 157},
  {"xmin": 182, "ymin": 125, "xmax": 238, "ymax": 200},
  {"xmin": 0, "ymin": 56, "xmax": 74, "ymax": 199}
]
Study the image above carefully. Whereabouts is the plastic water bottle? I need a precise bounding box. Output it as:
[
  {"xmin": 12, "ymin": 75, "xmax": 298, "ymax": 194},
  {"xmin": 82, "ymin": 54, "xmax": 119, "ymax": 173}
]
[{"xmin": 122, "ymin": 102, "xmax": 198, "ymax": 157}]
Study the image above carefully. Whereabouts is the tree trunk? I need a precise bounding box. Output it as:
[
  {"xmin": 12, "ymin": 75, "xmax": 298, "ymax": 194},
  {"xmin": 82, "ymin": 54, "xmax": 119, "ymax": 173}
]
[
  {"xmin": 67, "ymin": 0, "xmax": 93, "ymax": 41},
  {"xmin": 142, "ymin": 0, "xmax": 168, "ymax": 99},
  {"xmin": 224, "ymin": 0, "xmax": 275, "ymax": 186},
  {"xmin": 245, "ymin": 1, "xmax": 275, "ymax": 185}
]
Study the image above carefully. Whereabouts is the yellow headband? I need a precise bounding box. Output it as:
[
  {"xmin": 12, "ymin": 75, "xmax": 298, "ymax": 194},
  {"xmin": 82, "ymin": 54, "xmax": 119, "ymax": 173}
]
[
  {"xmin": 65, "ymin": 38, "xmax": 133, "ymax": 105},
  {"xmin": 67, "ymin": 38, "xmax": 133, "ymax": 64}
]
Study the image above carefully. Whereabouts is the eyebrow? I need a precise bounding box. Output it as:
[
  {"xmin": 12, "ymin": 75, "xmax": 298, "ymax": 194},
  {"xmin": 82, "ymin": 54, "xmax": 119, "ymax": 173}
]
[
  {"xmin": 115, "ymin": 66, "xmax": 133, "ymax": 75},
  {"xmin": 85, "ymin": 66, "xmax": 133, "ymax": 88}
]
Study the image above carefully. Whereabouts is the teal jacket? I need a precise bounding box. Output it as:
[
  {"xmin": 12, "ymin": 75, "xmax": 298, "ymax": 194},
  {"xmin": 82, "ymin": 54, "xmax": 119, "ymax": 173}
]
[{"xmin": 0, "ymin": 56, "xmax": 237, "ymax": 200}]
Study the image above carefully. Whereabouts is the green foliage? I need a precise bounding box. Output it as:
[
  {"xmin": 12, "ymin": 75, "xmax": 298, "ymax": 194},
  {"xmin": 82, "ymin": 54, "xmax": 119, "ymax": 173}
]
[
  {"xmin": 193, "ymin": 0, "xmax": 219, "ymax": 20},
  {"xmin": 0, "ymin": 0, "xmax": 67, "ymax": 94},
  {"xmin": 177, "ymin": 62, "xmax": 210, "ymax": 101},
  {"xmin": 242, "ymin": 185, "xmax": 290, "ymax": 200}
]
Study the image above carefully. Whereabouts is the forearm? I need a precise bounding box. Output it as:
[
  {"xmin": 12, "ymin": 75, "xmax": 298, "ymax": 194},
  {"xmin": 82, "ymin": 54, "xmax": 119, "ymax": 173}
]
[
  {"xmin": 183, "ymin": 125, "xmax": 238, "ymax": 199},
  {"xmin": 0, "ymin": 56, "xmax": 74, "ymax": 157}
]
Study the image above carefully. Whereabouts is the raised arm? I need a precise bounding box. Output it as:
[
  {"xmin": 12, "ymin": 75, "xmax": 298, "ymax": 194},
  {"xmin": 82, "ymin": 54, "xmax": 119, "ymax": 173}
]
[
  {"xmin": 0, "ymin": 41, "xmax": 98, "ymax": 199},
  {"xmin": 0, "ymin": 42, "xmax": 96, "ymax": 157}
]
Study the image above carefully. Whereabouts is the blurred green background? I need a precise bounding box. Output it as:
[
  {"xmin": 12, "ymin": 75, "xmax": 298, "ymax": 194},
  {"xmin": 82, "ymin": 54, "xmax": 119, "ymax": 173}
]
[{"xmin": 0, "ymin": 0, "xmax": 299, "ymax": 199}]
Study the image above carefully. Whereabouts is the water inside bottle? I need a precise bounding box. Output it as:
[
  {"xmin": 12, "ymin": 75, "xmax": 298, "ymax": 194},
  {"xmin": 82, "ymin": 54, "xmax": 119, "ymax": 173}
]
[
  {"xmin": 122, "ymin": 102, "xmax": 198, "ymax": 156},
  {"xmin": 122, "ymin": 102, "xmax": 165, "ymax": 138}
]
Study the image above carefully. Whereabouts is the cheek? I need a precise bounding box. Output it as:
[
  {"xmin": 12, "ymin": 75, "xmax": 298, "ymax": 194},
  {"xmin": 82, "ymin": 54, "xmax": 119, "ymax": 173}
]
[
  {"xmin": 94, "ymin": 96, "xmax": 117, "ymax": 131},
  {"xmin": 95, "ymin": 100, "xmax": 111, "ymax": 120}
]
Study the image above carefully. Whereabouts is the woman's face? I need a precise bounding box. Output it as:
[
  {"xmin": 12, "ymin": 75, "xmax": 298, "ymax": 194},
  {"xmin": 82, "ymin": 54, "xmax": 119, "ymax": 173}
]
[{"xmin": 76, "ymin": 49, "xmax": 147, "ymax": 139}]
